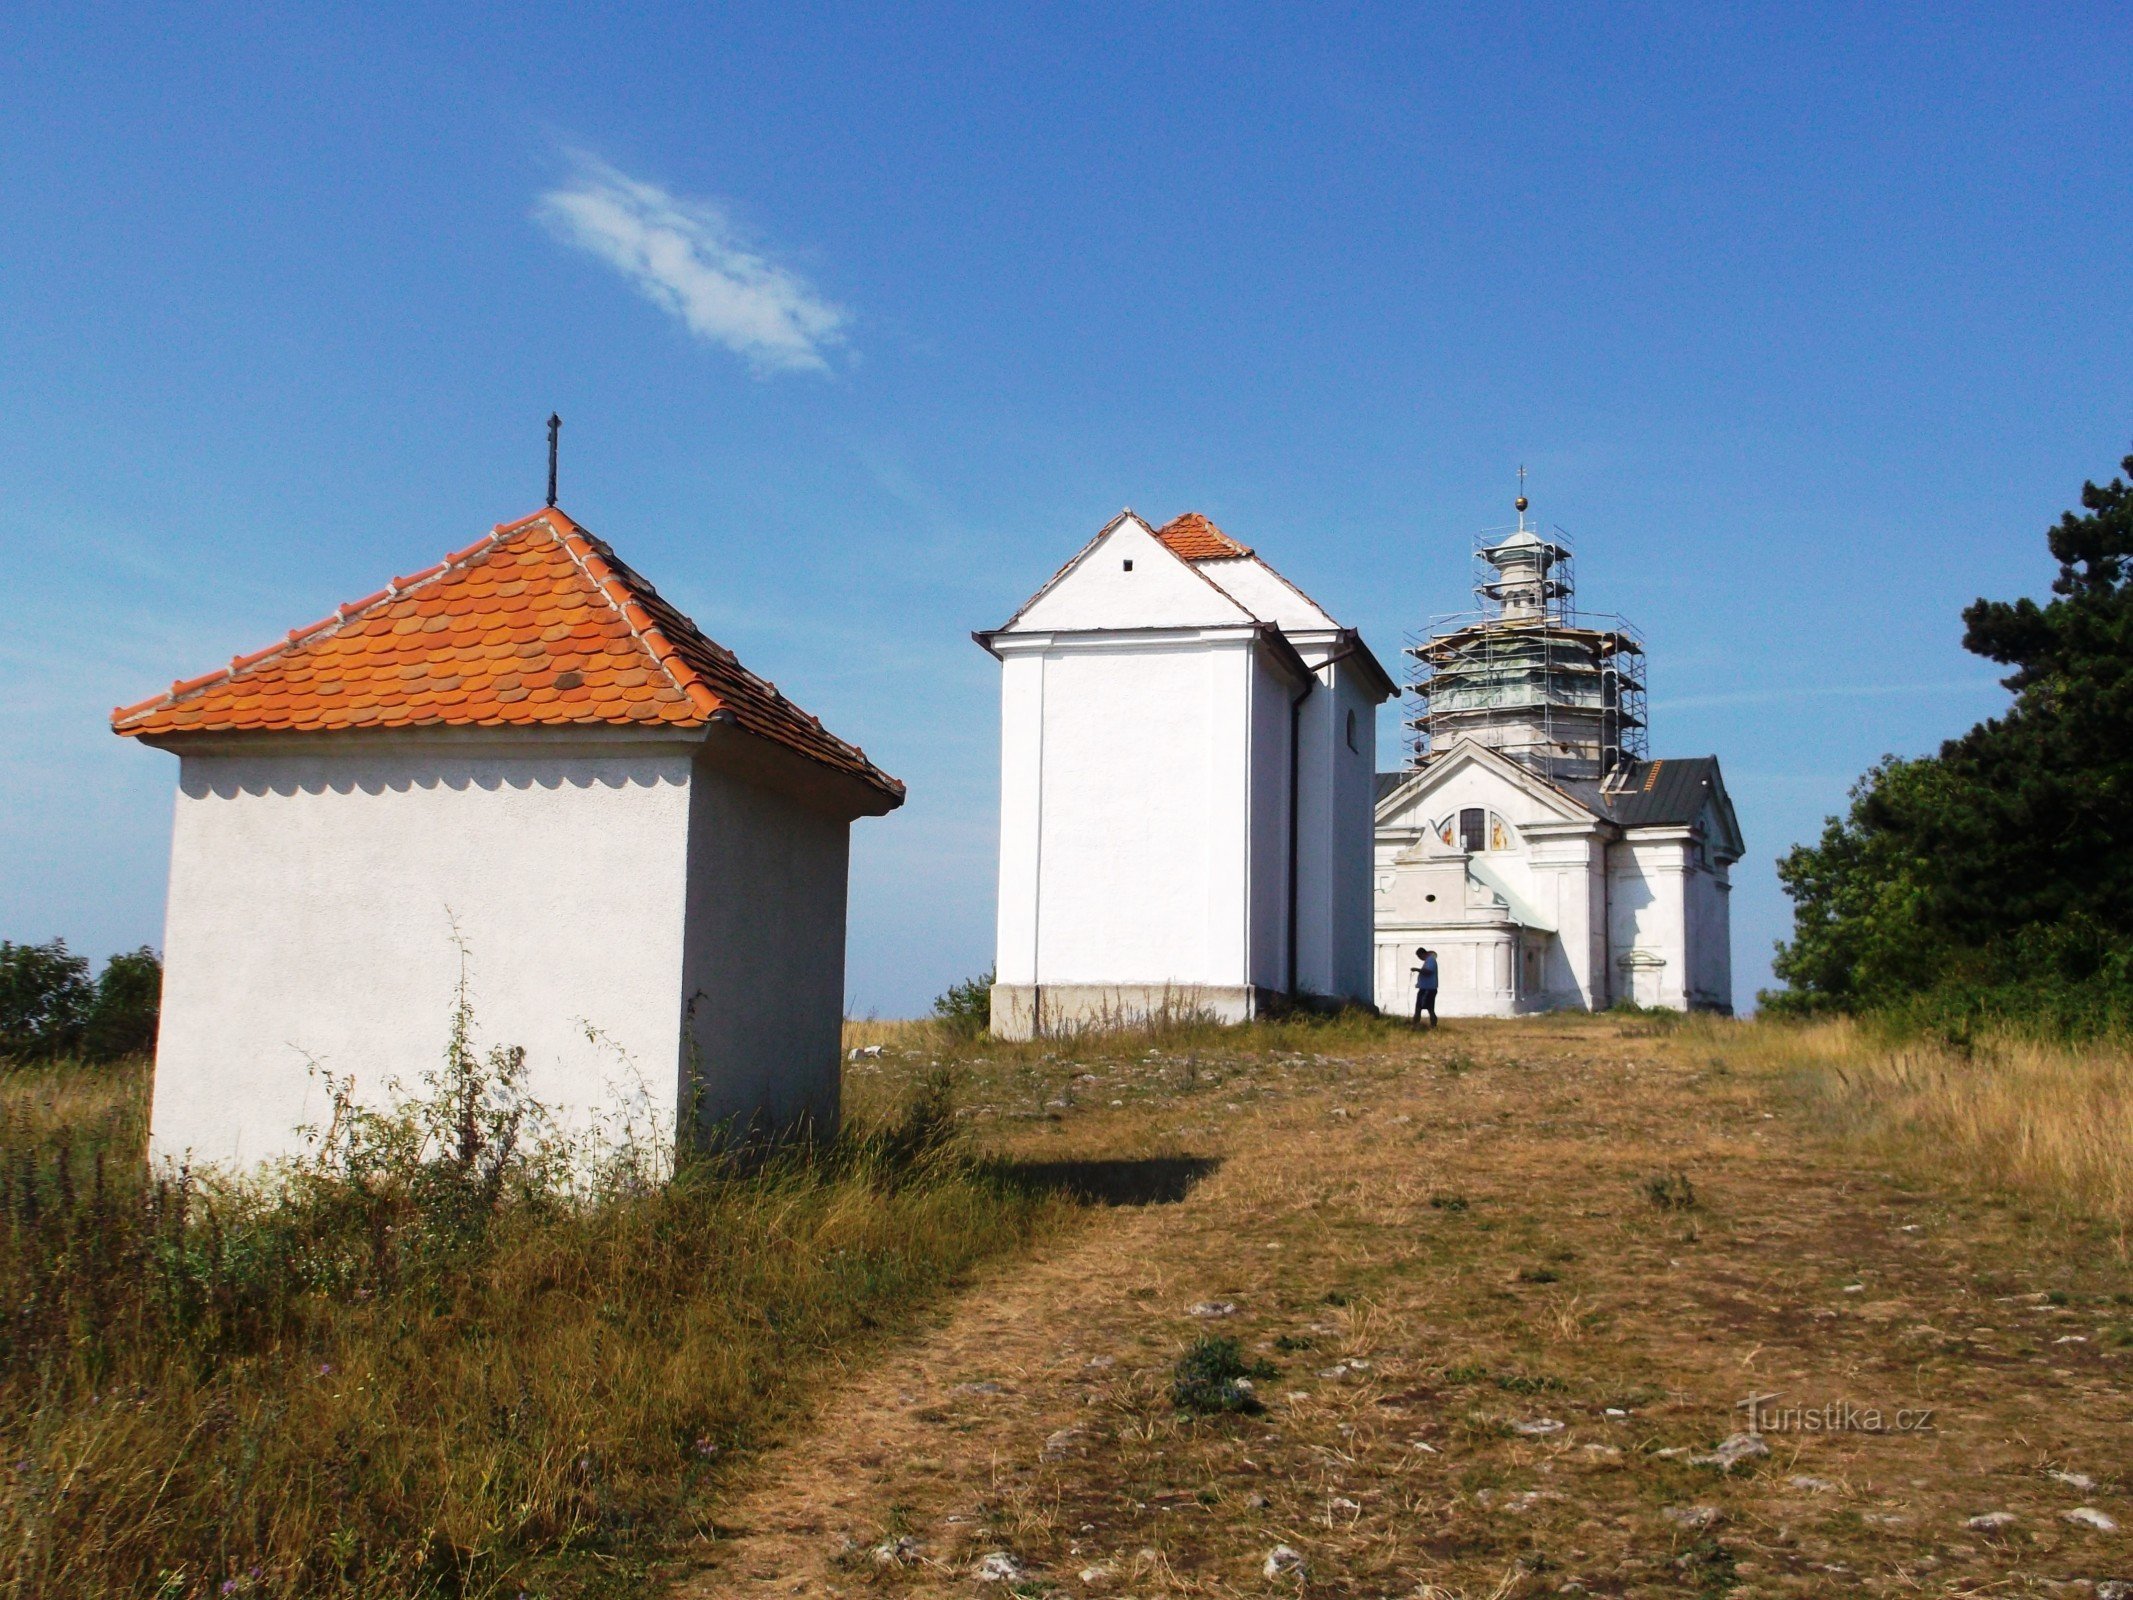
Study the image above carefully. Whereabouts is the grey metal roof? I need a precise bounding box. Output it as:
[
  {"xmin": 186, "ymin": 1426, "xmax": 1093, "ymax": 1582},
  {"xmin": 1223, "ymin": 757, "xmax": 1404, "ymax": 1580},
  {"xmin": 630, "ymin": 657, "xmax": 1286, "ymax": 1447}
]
[
  {"xmin": 1589, "ymin": 757, "xmax": 1723, "ymax": 826},
  {"xmin": 1384, "ymin": 753, "xmax": 1741, "ymax": 858},
  {"xmin": 1560, "ymin": 756, "xmax": 1742, "ymax": 855}
]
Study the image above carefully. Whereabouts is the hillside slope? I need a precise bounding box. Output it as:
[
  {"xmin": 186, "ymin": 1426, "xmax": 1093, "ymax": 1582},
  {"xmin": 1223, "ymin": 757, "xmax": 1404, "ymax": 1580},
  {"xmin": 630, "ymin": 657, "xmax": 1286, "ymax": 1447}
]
[{"xmin": 679, "ymin": 1017, "xmax": 2133, "ymax": 1597}]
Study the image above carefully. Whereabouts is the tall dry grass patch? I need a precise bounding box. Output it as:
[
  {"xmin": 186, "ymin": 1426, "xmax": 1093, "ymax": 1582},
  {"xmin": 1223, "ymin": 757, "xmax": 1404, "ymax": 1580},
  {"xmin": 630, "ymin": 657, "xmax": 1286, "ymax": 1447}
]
[
  {"xmin": 0, "ymin": 1043, "xmax": 1060, "ymax": 1599},
  {"xmin": 1736, "ymin": 1017, "xmax": 2133, "ymax": 1230}
]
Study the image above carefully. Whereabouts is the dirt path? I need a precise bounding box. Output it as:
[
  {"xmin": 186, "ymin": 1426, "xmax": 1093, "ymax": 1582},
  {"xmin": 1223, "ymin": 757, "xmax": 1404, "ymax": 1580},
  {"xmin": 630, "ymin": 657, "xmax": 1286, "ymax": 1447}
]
[{"xmin": 676, "ymin": 1022, "xmax": 2133, "ymax": 1597}]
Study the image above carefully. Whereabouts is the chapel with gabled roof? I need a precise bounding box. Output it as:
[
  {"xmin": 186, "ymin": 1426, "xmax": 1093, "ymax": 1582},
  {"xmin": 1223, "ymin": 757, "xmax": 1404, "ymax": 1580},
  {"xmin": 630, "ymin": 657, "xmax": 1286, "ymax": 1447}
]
[{"xmin": 977, "ymin": 509, "xmax": 1395, "ymax": 1037}]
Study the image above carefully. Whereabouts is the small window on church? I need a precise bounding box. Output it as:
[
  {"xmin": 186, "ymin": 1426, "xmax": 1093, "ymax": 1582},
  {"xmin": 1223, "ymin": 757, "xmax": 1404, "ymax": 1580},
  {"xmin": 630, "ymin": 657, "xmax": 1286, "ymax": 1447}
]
[
  {"xmin": 1459, "ymin": 807, "xmax": 1486, "ymax": 852},
  {"xmin": 1122, "ymin": 559, "xmax": 1134, "ymax": 571},
  {"xmin": 1345, "ymin": 708, "xmax": 1358, "ymax": 753}
]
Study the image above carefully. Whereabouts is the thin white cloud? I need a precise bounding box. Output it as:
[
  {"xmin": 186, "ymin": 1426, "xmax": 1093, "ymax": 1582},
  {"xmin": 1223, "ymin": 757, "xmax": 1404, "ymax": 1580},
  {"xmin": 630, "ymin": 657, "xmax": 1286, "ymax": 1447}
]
[{"xmin": 537, "ymin": 154, "xmax": 847, "ymax": 375}]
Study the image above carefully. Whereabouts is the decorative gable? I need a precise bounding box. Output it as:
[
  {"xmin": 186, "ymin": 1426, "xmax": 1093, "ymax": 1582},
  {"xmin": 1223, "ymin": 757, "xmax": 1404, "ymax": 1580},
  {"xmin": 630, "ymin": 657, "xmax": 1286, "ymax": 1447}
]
[
  {"xmin": 998, "ymin": 511, "xmax": 1257, "ymax": 633},
  {"xmin": 1375, "ymin": 741, "xmax": 1600, "ymax": 834}
]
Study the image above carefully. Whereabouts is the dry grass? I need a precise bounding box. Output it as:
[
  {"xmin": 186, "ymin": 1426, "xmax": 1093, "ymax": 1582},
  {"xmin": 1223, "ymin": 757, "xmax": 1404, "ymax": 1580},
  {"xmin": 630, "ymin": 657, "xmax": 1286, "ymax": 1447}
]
[
  {"xmin": 681, "ymin": 1013, "xmax": 2133, "ymax": 1597},
  {"xmin": 13, "ymin": 1012, "xmax": 2133, "ymax": 1598},
  {"xmin": 0, "ymin": 1049, "xmax": 1064, "ymax": 1600},
  {"xmin": 1734, "ymin": 1017, "xmax": 2133, "ymax": 1235}
]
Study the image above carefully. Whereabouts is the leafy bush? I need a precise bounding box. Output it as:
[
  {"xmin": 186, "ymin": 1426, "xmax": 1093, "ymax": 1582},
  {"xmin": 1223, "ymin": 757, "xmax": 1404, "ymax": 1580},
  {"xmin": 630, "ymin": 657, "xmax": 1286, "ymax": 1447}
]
[
  {"xmin": 0, "ymin": 940, "xmax": 161, "ymax": 1065},
  {"xmin": 1171, "ymin": 1334, "xmax": 1277, "ymax": 1415},
  {"xmin": 932, "ymin": 967, "xmax": 994, "ymax": 1038}
]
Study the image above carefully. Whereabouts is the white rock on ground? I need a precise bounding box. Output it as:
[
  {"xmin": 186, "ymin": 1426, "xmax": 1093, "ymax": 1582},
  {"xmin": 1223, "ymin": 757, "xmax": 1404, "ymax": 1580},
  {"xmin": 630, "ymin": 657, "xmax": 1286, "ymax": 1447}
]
[
  {"xmin": 1186, "ymin": 1301, "xmax": 1238, "ymax": 1318},
  {"xmin": 2065, "ymin": 1507, "xmax": 2120, "ymax": 1532},
  {"xmin": 1965, "ymin": 1512, "xmax": 2018, "ymax": 1530},
  {"xmin": 1787, "ymin": 1475, "xmax": 1836, "ymax": 1492},
  {"xmin": 870, "ymin": 1535, "xmax": 921, "ymax": 1567},
  {"xmin": 1691, "ymin": 1432, "xmax": 1771, "ymax": 1470},
  {"xmin": 1662, "ymin": 1505, "xmax": 1721, "ymax": 1529},
  {"xmin": 1042, "ymin": 1426, "xmax": 1090, "ymax": 1461},
  {"xmin": 1512, "ymin": 1417, "xmax": 1566, "ymax": 1436},
  {"xmin": 974, "ymin": 1550, "xmax": 1029, "ymax": 1582},
  {"xmin": 1264, "ymin": 1544, "xmax": 1308, "ymax": 1578},
  {"xmin": 2050, "ymin": 1469, "xmax": 2098, "ymax": 1491}
]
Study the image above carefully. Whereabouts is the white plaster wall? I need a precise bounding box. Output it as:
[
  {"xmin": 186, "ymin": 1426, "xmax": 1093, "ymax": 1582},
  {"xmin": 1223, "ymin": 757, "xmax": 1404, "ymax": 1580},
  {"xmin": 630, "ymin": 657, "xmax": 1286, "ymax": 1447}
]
[
  {"xmin": 993, "ymin": 651, "xmax": 1047, "ymax": 987},
  {"xmin": 1245, "ymin": 646, "xmax": 1293, "ymax": 993},
  {"xmin": 1014, "ymin": 639, "xmax": 1249, "ymax": 986},
  {"xmin": 1525, "ymin": 826, "xmax": 1605, "ymax": 1008},
  {"xmin": 151, "ymin": 739, "xmax": 695, "ymax": 1170},
  {"xmin": 1325, "ymin": 665, "xmax": 1378, "ymax": 1002},
  {"xmin": 1291, "ymin": 668, "xmax": 1334, "ymax": 996},
  {"xmin": 1682, "ymin": 863, "xmax": 1732, "ymax": 1010},
  {"xmin": 1680, "ymin": 810, "xmax": 1736, "ymax": 1012},
  {"xmin": 1013, "ymin": 518, "xmax": 1252, "ymax": 632},
  {"xmin": 1199, "ymin": 557, "xmax": 1336, "ymax": 632},
  {"xmin": 1281, "ymin": 654, "xmax": 1376, "ymax": 1004},
  {"xmin": 1200, "ymin": 641, "xmax": 1255, "ymax": 986},
  {"xmin": 1608, "ymin": 834, "xmax": 1691, "ymax": 1010},
  {"xmin": 1401, "ymin": 927, "xmax": 1516, "ymax": 1016},
  {"xmin": 678, "ymin": 756, "xmax": 852, "ymax": 1144}
]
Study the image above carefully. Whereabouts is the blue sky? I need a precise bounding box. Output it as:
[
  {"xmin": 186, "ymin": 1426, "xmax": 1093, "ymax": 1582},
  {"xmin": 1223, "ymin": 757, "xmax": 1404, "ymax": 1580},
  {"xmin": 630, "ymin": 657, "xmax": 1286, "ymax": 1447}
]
[{"xmin": 3, "ymin": 5, "xmax": 2128, "ymax": 1015}]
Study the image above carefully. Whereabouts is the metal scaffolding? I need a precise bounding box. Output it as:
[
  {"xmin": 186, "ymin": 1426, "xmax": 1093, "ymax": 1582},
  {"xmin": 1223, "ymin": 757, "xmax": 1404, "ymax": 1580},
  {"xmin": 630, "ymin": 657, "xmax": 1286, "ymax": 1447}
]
[{"xmin": 1405, "ymin": 524, "xmax": 1647, "ymax": 782}]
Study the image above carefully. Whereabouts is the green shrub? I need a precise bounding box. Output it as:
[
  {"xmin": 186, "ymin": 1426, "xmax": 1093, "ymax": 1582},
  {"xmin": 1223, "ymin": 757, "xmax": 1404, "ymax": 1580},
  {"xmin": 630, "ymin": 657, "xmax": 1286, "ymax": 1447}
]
[
  {"xmin": 1645, "ymin": 1171, "xmax": 1698, "ymax": 1211},
  {"xmin": 1171, "ymin": 1334, "xmax": 1276, "ymax": 1415},
  {"xmin": 932, "ymin": 968, "xmax": 994, "ymax": 1038}
]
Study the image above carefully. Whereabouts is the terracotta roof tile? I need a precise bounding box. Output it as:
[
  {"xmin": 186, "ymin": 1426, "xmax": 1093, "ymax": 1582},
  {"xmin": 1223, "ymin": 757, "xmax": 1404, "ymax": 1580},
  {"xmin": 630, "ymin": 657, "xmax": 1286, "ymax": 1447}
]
[
  {"xmin": 1154, "ymin": 512, "xmax": 1253, "ymax": 562},
  {"xmin": 112, "ymin": 507, "xmax": 903, "ymax": 803}
]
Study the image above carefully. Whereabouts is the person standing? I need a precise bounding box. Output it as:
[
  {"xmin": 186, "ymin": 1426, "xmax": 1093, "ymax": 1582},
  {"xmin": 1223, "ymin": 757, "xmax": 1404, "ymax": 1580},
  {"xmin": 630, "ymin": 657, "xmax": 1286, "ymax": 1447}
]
[{"xmin": 1412, "ymin": 946, "xmax": 1439, "ymax": 1028}]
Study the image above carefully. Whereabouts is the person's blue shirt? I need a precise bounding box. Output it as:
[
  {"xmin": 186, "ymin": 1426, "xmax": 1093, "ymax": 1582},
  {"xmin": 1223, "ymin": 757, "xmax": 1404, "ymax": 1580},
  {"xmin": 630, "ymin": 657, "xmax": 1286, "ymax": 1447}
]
[{"xmin": 1417, "ymin": 954, "xmax": 1438, "ymax": 991}]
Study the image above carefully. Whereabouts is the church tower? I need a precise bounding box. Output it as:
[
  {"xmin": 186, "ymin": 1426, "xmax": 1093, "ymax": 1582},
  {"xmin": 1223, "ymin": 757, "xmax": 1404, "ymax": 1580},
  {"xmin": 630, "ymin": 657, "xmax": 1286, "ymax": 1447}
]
[
  {"xmin": 1372, "ymin": 480, "xmax": 1740, "ymax": 1017},
  {"xmin": 1406, "ymin": 486, "xmax": 1646, "ymax": 783}
]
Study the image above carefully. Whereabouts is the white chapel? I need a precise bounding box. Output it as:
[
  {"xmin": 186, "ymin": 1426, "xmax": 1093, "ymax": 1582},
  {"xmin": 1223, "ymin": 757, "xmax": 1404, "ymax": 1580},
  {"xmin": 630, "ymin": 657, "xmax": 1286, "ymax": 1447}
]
[
  {"xmin": 1373, "ymin": 496, "xmax": 1742, "ymax": 1016},
  {"xmin": 979, "ymin": 510, "xmax": 1396, "ymax": 1037},
  {"xmin": 115, "ymin": 505, "xmax": 903, "ymax": 1168}
]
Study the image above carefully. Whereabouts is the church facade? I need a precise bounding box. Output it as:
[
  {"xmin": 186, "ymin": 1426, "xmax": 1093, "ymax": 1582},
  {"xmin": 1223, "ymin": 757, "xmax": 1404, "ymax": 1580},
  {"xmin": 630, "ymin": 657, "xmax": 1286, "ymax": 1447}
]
[
  {"xmin": 1372, "ymin": 500, "xmax": 1741, "ymax": 1016},
  {"xmin": 1373, "ymin": 742, "xmax": 1741, "ymax": 1015}
]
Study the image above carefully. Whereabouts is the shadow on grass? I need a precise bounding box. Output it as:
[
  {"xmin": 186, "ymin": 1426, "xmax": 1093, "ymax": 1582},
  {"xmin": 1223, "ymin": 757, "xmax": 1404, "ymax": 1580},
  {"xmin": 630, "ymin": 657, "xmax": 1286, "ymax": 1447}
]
[{"xmin": 982, "ymin": 1155, "xmax": 1221, "ymax": 1207}]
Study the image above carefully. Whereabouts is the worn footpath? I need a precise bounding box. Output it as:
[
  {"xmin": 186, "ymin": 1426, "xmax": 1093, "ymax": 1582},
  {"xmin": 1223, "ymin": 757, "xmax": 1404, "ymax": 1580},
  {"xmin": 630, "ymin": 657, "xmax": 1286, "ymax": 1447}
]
[{"xmin": 676, "ymin": 1019, "xmax": 2133, "ymax": 1597}]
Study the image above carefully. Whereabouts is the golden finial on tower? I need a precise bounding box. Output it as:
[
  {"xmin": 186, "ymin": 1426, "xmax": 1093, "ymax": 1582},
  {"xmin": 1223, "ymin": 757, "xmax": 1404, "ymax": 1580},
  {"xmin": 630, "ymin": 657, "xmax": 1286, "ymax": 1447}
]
[{"xmin": 1514, "ymin": 464, "xmax": 1529, "ymax": 518}]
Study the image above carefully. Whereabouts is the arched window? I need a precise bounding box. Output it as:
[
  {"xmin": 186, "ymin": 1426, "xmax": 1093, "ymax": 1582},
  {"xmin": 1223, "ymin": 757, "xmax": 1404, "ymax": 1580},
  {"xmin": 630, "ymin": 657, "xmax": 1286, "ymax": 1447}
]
[
  {"xmin": 1345, "ymin": 708, "xmax": 1359, "ymax": 753},
  {"xmin": 1435, "ymin": 810, "xmax": 1520, "ymax": 853}
]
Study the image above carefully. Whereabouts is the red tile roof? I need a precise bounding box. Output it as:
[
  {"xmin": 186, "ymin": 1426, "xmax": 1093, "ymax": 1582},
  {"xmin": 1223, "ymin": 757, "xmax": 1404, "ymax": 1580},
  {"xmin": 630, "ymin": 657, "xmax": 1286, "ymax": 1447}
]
[
  {"xmin": 111, "ymin": 508, "xmax": 903, "ymax": 803},
  {"xmin": 1155, "ymin": 512, "xmax": 1253, "ymax": 562}
]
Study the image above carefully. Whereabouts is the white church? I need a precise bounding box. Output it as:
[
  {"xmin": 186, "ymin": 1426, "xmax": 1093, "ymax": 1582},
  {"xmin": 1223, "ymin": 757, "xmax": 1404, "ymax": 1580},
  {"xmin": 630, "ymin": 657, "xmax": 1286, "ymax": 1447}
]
[
  {"xmin": 978, "ymin": 511, "xmax": 1396, "ymax": 1037},
  {"xmin": 1372, "ymin": 498, "xmax": 1741, "ymax": 1015}
]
